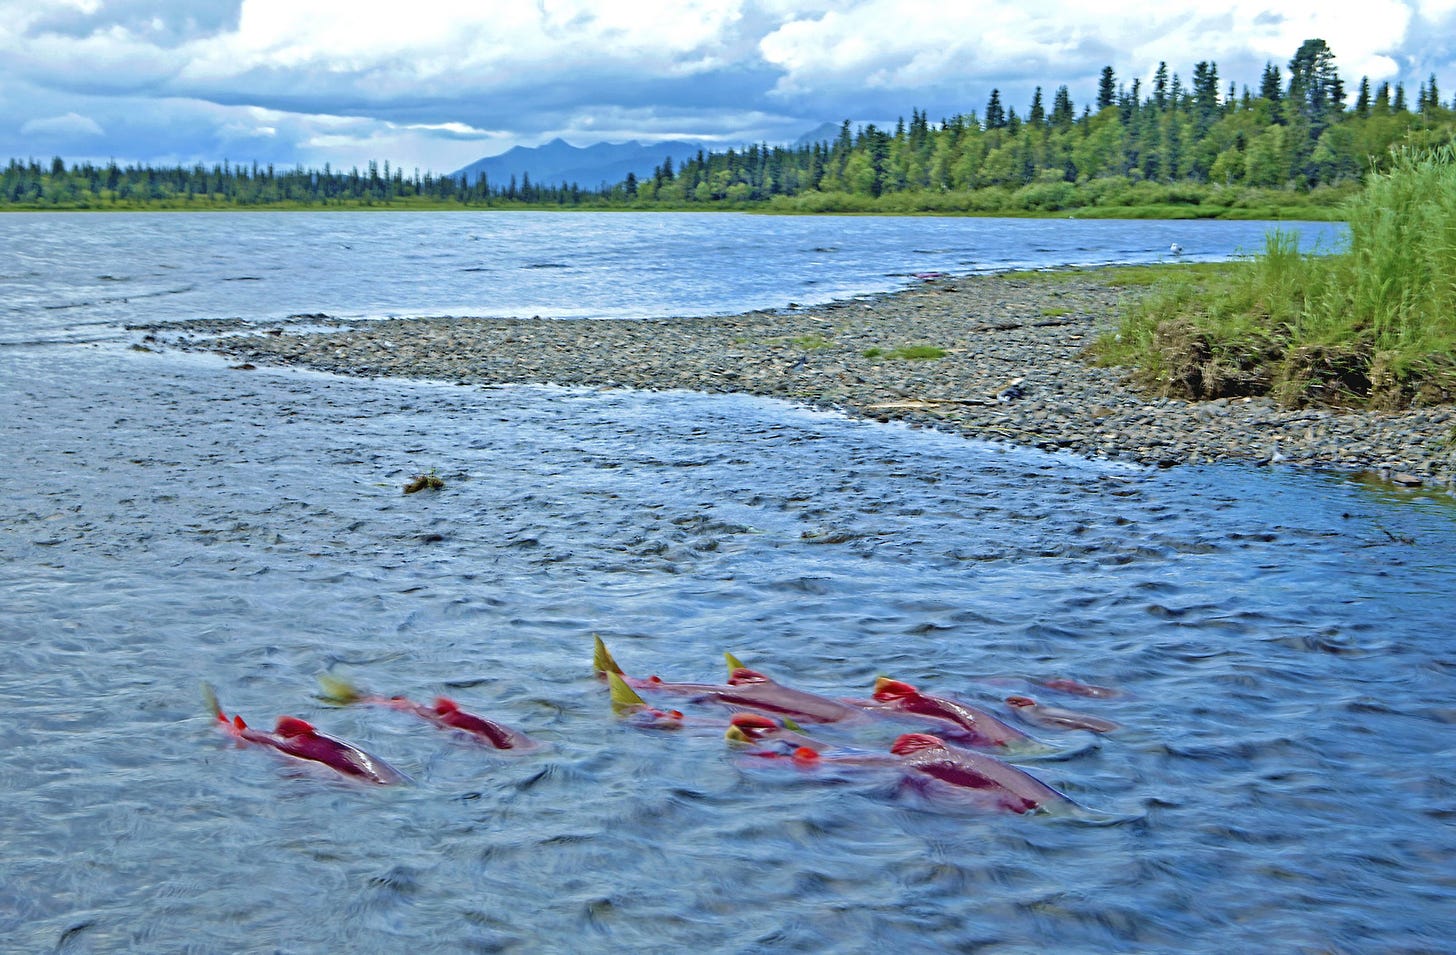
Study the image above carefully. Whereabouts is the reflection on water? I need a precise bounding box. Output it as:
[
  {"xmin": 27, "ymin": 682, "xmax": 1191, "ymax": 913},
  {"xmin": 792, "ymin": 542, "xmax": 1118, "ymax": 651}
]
[{"xmin": 4, "ymin": 343, "xmax": 1454, "ymax": 952}]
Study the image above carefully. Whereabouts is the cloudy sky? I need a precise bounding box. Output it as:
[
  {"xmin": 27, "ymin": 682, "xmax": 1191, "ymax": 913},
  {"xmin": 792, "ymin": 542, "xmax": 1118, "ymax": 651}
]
[{"xmin": 3, "ymin": 0, "xmax": 1454, "ymax": 175}]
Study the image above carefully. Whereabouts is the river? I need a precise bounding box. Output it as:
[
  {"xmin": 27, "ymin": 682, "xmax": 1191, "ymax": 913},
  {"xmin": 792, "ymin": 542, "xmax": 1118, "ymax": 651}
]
[{"xmin": 3, "ymin": 211, "xmax": 1452, "ymax": 953}]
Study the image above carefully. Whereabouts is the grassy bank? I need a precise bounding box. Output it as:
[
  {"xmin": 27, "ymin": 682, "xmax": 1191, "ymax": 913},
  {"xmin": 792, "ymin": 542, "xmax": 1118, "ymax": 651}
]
[
  {"xmin": 1092, "ymin": 146, "xmax": 1456, "ymax": 409},
  {"xmin": 2, "ymin": 178, "xmax": 1353, "ymax": 220}
]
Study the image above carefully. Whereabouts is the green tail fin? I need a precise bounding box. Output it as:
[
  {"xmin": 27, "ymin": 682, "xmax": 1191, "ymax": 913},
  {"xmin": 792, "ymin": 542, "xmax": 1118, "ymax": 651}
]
[
  {"xmin": 593, "ymin": 634, "xmax": 624, "ymax": 675},
  {"xmin": 317, "ymin": 673, "xmax": 364, "ymax": 706},
  {"xmin": 725, "ymin": 652, "xmax": 746, "ymax": 675},
  {"xmin": 607, "ymin": 671, "xmax": 647, "ymax": 712},
  {"xmin": 781, "ymin": 717, "xmax": 804, "ymax": 732},
  {"xmin": 201, "ymin": 681, "xmax": 223, "ymax": 720}
]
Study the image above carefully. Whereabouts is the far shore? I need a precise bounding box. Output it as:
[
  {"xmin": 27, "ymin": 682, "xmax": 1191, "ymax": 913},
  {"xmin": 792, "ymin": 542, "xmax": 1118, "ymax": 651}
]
[{"xmin": 162, "ymin": 270, "xmax": 1454, "ymax": 492}]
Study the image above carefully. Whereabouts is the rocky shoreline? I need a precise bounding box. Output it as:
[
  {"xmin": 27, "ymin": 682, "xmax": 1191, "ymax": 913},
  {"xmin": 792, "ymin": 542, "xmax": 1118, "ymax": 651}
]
[{"xmin": 171, "ymin": 272, "xmax": 1456, "ymax": 491}]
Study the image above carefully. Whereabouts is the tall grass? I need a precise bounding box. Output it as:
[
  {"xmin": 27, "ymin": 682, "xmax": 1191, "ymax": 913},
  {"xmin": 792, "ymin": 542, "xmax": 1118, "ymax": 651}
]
[
  {"xmin": 1096, "ymin": 145, "xmax": 1456, "ymax": 408},
  {"xmin": 1324, "ymin": 145, "xmax": 1456, "ymax": 354}
]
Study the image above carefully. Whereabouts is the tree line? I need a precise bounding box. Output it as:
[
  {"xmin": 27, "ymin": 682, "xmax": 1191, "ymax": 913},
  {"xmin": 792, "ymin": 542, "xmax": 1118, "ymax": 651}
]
[
  {"xmin": 4, "ymin": 39, "xmax": 1454, "ymax": 215},
  {"xmin": 624, "ymin": 40, "xmax": 1455, "ymax": 214},
  {"xmin": 0, "ymin": 155, "xmax": 598, "ymax": 209}
]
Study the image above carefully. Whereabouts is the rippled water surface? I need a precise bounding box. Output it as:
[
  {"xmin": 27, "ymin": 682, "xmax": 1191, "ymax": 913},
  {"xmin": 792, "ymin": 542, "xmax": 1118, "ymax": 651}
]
[
  {"xmin": 3, "ymin": 213, "xmax": 1452, "ymax": 953},
  {"xmin": 1, "ymin": 210, "xmax": 1342, "ymax": 343}
]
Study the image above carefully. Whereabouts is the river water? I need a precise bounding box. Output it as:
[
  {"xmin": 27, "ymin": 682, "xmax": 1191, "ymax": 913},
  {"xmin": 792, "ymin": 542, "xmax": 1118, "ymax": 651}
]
[{"xmin": 3, "ymin": 212, "xmax": 1453, "ymax": 953}]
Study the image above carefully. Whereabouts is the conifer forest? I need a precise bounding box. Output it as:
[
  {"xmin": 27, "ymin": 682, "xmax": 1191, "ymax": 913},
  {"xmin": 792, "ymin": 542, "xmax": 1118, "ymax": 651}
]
[{"xmin": 5, "ymin": 40, "xmax": 1453, "ymax": 217}]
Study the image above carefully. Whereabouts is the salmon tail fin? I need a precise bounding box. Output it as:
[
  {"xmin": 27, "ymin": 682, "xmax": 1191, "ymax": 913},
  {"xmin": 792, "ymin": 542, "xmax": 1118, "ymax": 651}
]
[
  {"xmin": 724, "ymin": 652, "xmax": 746, "ymax": 677},
  {"xmin": 593, "ymin": 634, "xmax": 624, "ymax": 676},
  {"xmin": 317, "ymin": 673, "xmax": 365, "ymax": 706},
  {"xmin": 201, "ymin": 681, "xmax": 227, "ymax": 723},
  {"xmin": 781, "ymin": 717, "xmax": 805, "ymax": 732},
  {"xmin": 606, "ymin": 670, "xmax": 647, "ymax": 713}
]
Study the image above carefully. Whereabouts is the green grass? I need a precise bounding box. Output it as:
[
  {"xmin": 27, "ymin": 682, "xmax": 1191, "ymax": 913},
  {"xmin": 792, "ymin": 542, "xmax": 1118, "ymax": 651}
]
[
  {"xmin": 865, "ymin": 344, "xmax": 947, "ymax": 360},
  {"xmin": 1093, "ymin": 146, "xmax": 1456, "ymax": 409}
]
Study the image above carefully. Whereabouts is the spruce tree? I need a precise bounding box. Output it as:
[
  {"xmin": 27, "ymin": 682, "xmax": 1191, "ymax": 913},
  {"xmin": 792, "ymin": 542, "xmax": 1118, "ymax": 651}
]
[
  {"xmin": 1286, "ymin": 38, "xmax": 1342, "ymax": 129},
  {"xmin": 1259, "ymin": 63, "xmax": 1283, "ymax": 103},
  {"xmin": 986, "ymin": 89, "xmax": 1007, "ymax": 129},
  {"xmin": 1097, "ymin": 67, "xmax": 1116, "ymax": 109},
  {"xmin": 1051, "ymin": 85, "xmax": 1074, "ymax": 129}
]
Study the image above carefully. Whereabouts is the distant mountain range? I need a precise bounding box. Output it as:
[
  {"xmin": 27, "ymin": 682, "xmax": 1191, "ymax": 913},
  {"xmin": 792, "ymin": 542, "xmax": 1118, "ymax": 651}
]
[
  {"xmin": 450, "ymin": 138, "xmax": 709, "ymax": 190},
  {"xmin": 449, "ymin": 124, "xmax": 846, "ymax": 190}
]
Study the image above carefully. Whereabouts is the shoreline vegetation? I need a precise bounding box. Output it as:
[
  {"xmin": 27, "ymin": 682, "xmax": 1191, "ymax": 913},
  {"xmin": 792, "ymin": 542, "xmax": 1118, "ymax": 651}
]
[
  {"xmin": 1096, "ymin": 147, "xmax": 1456, "ymax": 412},
  {"xmin": 6, "ymin": 41, "xmax": 1454, "ymax": 221}
]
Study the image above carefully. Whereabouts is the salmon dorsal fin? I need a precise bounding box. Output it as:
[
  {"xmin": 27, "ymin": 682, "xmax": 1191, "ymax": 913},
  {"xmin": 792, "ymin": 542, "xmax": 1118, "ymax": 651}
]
[
  {"xmin": 274, "ymin": 716, "xmax": 315, "ymax": 738},
  {"xmin": 890, "ymin": 733, "xmax": 944, "ymax": 756}
]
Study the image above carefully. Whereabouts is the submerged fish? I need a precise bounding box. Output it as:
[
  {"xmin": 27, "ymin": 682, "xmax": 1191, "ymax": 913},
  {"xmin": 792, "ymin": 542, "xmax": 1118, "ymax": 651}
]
[
  {"xmin": 1004, "ymin": 695, "xmax": 1120, "ymax": 734},
  {"xmin": 204, "ymin": 683, "xmax": 408, "ymax": 785},
  {"xmin": 866, "ymin": 678, "xmax": 1036, "ymax": 749},
  {"xmin": 724, "ymin": 712, "xmax": 825, "ymax": 752},
  {"xmin": 889, "ymin": 733, "xmax": 1073, "ymax": 814},
  {"xmin": 1033, "ymin": 677, "xmax": 1121, "ymax": 699},
  {"xmin": 317, "ymin": 675, "xmax": 536, "ymax": 751},
  {"xmin": 593, "ymin": 637, "xmax": 862, "ymax": 724},
  {"xmin": 735, "ymin": 725, "xmax": 1072, "ymax": 814}
]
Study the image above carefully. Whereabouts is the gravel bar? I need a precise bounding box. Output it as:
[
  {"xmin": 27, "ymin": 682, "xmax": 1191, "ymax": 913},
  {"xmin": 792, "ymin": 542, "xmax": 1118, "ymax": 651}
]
[{"xmin": 181, "ymin": 272, "xmax": 1456, "ymax": 492}]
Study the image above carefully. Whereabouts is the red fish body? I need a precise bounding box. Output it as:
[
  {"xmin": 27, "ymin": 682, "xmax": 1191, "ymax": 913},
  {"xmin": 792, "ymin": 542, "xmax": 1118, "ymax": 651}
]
[
  {"xmin": 593, "ymin": 639, "xmax": 860, "ymax": 724},
  {"xmin": 382, "ymin": 695, "xmax": 536, "ymax": 751},
  {"xmin": 735, "ymin": 726, "xmax": 1072, "ymax": 814},
  {"xmin": 212, "ymin": 705, "xmax": 408, "ymax": 786},
  {"xmin": 1004, "ymin": 695, "xmax": 1120, "ymax": 734},
  {"xmin": 868, "ymin": 678, "xmax": 1034, "ymax": 749},
  {"xmin": 629, "ymin": 670, "xmax": 859, "ymax": 723},
  {"xmin": 316, "ymin": 676, "xmax": 536, "ymax": 751},
  {"xmin": 889, "ymin": 733, "xmax": 1070, "ymax": 814}
]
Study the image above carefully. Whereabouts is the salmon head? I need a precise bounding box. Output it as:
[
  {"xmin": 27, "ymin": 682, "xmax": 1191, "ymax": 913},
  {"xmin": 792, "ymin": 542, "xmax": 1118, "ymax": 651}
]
[
  {"xmin": 727, "ymin": 667, "xmax": 771, "ymax": 686},
  {"xmin": 725, "ymin": 713, "xmax": 780, "ymax": 743},
  {"xmin": 873, "ymin": 678, "xmax": 919, "ymax": 702},
  {"xmin": 1004, "ymin": 695, "xmax": 1036, "ymax": 708}
]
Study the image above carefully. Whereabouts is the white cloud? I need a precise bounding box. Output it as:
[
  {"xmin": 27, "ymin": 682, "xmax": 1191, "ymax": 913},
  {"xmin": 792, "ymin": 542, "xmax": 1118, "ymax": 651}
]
[
  {"xmin": 760, "ymin": 0, "xmax": 1417, "ymax": 99},
  {"xmin": 179, "ymin": 0, "xmax": 749, "ymax": 88},
  {"xmin": 0, "ymin": 0, "xmax": 1451, "ymax": 170},
  {"xmin": 20, "ymin": 111, "xmax": 104, "ymax": 137}
]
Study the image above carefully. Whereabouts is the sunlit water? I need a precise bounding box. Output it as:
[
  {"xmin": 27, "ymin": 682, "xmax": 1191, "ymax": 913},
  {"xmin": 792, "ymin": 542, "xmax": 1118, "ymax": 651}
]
[{"xmin": 3, "ymin": 213, "xmax": 1453, "ymax": 953}]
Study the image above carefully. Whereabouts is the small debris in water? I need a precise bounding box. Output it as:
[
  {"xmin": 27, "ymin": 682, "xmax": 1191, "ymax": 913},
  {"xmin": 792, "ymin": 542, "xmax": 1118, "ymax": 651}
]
[{"xmin": 403, "ymin": 471, "xmax": 445, "ymax": 494}]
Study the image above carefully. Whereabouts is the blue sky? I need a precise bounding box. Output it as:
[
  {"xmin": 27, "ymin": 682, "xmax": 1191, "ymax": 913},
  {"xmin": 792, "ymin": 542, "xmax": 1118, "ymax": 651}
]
[{"xmin": 3, "ymin": 0, "xmax": 1453, "ymax": 174}]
